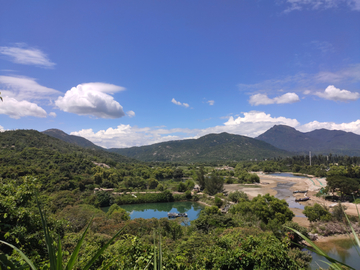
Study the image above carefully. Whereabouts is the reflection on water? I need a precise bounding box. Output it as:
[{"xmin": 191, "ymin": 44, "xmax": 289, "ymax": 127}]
[
  {"xmin": 309, "ymin": 238, "xmax": 360, "ymax": 269},
  {"xmin": 103, "ymin": 201, "xmax": 204, "ymax": 223}
]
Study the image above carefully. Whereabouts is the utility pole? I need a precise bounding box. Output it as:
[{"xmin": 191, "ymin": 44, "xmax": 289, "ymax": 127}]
[{"xmin": 309, "ymin": 151, "xmax": 311, "ymax": 166}]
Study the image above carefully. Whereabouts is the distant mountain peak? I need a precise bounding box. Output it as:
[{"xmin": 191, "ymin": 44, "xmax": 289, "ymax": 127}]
[{"xmin": 256, "ymin": 125, "xmax": 360, "ymax": 156}]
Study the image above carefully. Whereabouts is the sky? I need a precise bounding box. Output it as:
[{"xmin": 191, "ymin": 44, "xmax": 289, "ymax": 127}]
[{"xmin": 0, "ymin": 0, "xmax": 360, "ymax": 149}]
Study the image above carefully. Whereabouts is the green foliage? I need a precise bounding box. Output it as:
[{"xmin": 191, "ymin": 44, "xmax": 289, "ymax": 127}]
[
  {"xmin": 214, "ymin": 196, "xmax": 223, "ymax": 208},
  {"xmin": 114, "ymin": 190, "xmax": 174, "ymax": 205},
  {"xmin": 228, "ymin": 190, "xmax": 249, "ymax": 202},
  {"xmin": 95, "ymin": 191, "xmax": 114, "ymax": 207},
  {"xmin": 58, "ymin": 204, "xmax": 105, "ymax": 232},
  {"xmin": 230, "ymin": 194, "xmax": 294, "ymax": 225},
  {"xmin": 177, "ymin": 182, "xmax": 187, "ymax": 192},
  {"xmin": 303, "ymin": 203, "xmax": 332, "ymax": 222},
  {"xmin": 205, "ymin": 174, "xmax": 224, "ymax": 195},
  {"xmin": 147, "ymin": 178, "xmax": 159, "ymax": 189},
  {"xmin": 326, "ymin": 175, "xmax": 359, "ymax": 199},
  {"xmin": 0, "ymin": 196, "xmax": 126, "ymax": 270}
]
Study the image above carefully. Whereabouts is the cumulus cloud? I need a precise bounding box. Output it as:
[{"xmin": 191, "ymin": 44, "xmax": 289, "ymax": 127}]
[
  {"xmin": 0, "ymin": 44, "xmax": 55, "ymax": 68},
  {"xmin": 49, "ymin": 112, "xmax": 57, "ymax": 117},
  {"xmin": 283, "ymin": 0, "xmax": 360, "ymax": 12},
  {"xmin": 207, "ymin": 100, "xmax": 215, "ymax": 106},
  {"xmin": 55, "ymin": 83, "xmax": 126, "ymax": 118},
  {"xmin": 0, "ymin": 97, "xmax": 47, "ymax": 119},
  {"xmin": 0, "ymin": 125, "xmax": 4, "ymax": 132},
  {"xmin": 249, "ymin": 93, "xmax": 300, "ymax": 106},
  {"xmin": 171, "ymin": 98, "xmax": 189, "ymax": 108},
  {"xmin": 127, "ymin": 110, "xmax": 135, "ymax": 117},
  {"xmin": 315, "ymin": 85, "xmax": 360, "ymax": 101},
  {"xmin": 299, "ymin": 119, "xmax": 360, "ymax": 134},
  {"xmin": 71, "ymin": 111, "xmax": 301, "ymax": 148}
]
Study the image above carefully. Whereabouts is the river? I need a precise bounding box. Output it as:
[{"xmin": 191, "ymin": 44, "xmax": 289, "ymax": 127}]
[{"xmin": 269, "ymin": 173, "xmax": 359, "ymax": 269}]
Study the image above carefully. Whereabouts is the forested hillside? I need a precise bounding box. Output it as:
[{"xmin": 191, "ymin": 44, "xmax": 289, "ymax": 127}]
[
  {"xmin": 110, "ymin": 132, "xmax": 290, "ymax": 162},
  {"xmin": 0, "ymin": 130, "xmax": 137, "ymax": 191}
]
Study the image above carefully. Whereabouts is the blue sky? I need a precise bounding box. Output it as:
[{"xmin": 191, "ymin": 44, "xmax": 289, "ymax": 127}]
[{"xmin": 1, "ymin": 0, "xmax": 359, "ymax": 148}]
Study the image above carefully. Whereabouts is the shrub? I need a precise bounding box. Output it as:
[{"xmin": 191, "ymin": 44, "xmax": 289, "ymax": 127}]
[{"xmin": 303, "ymin": 203, "xmax": 332, "ymax": 222}]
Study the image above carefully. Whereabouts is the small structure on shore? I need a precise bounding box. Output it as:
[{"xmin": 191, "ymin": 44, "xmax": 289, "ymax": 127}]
[
  {"xmin": 168, "ymin": 212, "xmax": 188, "ymax": 218},
  {"xmin": 293, "ymin": 190, "xmax": 307, "ymax": 193}
]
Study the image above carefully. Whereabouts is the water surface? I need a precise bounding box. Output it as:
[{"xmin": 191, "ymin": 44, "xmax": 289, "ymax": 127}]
[{"xmin": 104, "ymin": 201, "xmax": 205, "ymax": 222}]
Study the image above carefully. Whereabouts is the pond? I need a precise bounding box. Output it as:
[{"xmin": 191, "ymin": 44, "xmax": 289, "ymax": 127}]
[
  {"xmin": 309, "ymin": 238, "xmax": 359, "ymax": 269},
  {"xmin": 103, "ymin": 201, "xmax": 205, "ymax": 222}
]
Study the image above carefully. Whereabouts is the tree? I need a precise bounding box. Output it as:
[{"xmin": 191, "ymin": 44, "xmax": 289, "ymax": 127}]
[
  {"xmin": 196, "ymin": 167, "xmax": 206, "ymax": 190},
  {"xmin": 303, "ymin": 203, "xmax": 332, "ymax": 222},
  {"xmin": 228, "ymin": 190, "xmax": 248, "ymax": 202},
  {"xmin": 230, "ymin": 194, "xmax": 294, "ymax": 225},
  {"xmin": 205, "ymin": 174, "xmax": 224, "ymax": 195},
  {"xmin": 214, "ymin": 196, "xmax": 223, "ymax": 208},
  {"xmin": 327, "ymin": 175, "xmax": 359, "ymax": 199}
]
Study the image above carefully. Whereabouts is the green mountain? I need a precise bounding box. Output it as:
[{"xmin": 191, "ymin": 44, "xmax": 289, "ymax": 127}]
[
  {"xmin": 256, "ymin": 125, "xmax": 360, "ymax": 156},
  {"xmin": 0, "ymin": 129, "xmax": 136, "ymax": 165},
  {"xmin": 108, "ymin": 132, "xmax": 290, "ymax": 162},
  {"xmin": 42, "ymin": 128, "xmax": 103, "ymax": 150}
]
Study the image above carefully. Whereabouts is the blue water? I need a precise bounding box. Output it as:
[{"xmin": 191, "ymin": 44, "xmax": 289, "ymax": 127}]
[{"xmin": 110, "ymin": 201, "xmax": 205, "ymax": 222}]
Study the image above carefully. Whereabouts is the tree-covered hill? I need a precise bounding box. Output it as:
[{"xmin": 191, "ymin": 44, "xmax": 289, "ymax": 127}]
[
  {"xmin": 109, "ymin": 132, "xmax": 290, "ymax": 162},
  {"xmin": 256, "ymin": 125, "xmax": 360, "ymax": 156},
  {"xmin": 42, "ymin": 128, "xmax": 103, "ymax": 150},
  {"xmin": 0, "ymin": 129, "xmax": 137, "ymax": 191}
]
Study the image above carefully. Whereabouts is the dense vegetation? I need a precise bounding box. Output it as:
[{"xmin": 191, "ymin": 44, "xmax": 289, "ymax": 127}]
[{"xmin": 2, "ymin": 129, "xmax": 360, "ymax": 269}]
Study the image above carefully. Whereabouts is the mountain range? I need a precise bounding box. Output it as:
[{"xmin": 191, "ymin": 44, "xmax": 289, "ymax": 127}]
[
  {"xmin": 256, "ymin": 125, "xmax": 360, "ymax": 156},
  {"xmin": 41, "ymin": 125, "xmax": 360, "ymax": 162}
]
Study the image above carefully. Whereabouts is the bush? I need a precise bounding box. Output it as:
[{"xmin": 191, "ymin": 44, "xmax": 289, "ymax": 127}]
[
  {"xmin": 228, "ymin": 190, "xmax": 248, "ymax": 202},
  {"xmin": 214, "ymin": 196, "xmax": 223, "ymax": 208}
]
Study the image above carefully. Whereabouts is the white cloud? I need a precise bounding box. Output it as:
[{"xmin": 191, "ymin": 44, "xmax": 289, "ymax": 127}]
[
  {"xmin": 0, "ymin": 44, "xmax": 55, "ymax": 68},
  {"xmin": 207, "ymin": 100, "xmax": 215, "ymax": 106},
  {"xmin": 0, "ymin": 75, "xmax": 61, "ymax": 101},
  {"xmin": 127, "ymin": 110, "xmax": 135, "ymax": 117},
  {"xmin": 0, "ymin": 76, "xmax": 61, "ymax": 118},
  {"xmin": 283, "ymin": 0, "xmax": 360, "ymax": 12},
  {"xmin": 299, "ymin": 120, "xmax": 360, "ymax": 134},
  {"xmin": 0, "ymin": 97, "xmax": 47, "ymax": 119},
  {"xmin": 315, "ymin": 85, "xmax": 360, "ymax": 101},
  {"xmin": 249, "ymin": 93, "xmax": 300, "ymax": 105},
  {"xmin": 0, "ymin": 125, "xmax": 4, "ymax": 132},
  {"xmin": 171, "ymin": 98, "xmax": 189, "ymax": 108},
  {"xmin": 49, "ymin": 112, "xmax": 57, "ymax": 117},
  {"xmin": 55, "ymin": 83, "xmax": 126, "ymax": 118}
]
